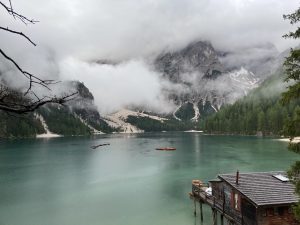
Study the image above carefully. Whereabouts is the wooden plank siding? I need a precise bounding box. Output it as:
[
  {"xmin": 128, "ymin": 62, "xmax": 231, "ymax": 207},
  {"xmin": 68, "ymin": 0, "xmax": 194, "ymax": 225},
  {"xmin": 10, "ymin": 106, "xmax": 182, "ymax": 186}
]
[
  {"xmin": 257, "ymin": 206, "xmax": 298, "ymax": 225},
  {"xmin": 191, "ymin": 171, "xmax": 300, "ymax": 225}
]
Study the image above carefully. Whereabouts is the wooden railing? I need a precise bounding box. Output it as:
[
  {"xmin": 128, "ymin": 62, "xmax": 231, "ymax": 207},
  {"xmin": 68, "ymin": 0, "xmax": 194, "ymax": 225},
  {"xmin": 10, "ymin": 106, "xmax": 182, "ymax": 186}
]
[
  {"xmin": 192, "ymin": 183, "xmax": 221, "ymax": 209},
  {"xmin": 192, "ymin": 184, "xmax": 242, "ymax": 224}
]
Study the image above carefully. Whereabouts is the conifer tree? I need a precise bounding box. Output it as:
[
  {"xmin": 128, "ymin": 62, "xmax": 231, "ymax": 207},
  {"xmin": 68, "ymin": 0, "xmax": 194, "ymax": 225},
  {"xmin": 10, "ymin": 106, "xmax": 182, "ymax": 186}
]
[
  {"xmin": 282, "ymin": 7, "xmax": 300, "ymax": 220},
  {"xmin": 282, "ymin": 7, "xmax": 300, "ymax": 150}
]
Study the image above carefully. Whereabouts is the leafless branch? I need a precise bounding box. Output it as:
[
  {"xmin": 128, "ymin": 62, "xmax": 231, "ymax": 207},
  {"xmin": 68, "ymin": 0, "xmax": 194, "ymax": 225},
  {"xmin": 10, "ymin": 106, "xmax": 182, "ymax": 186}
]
[
  {"xmin": 0, "ymin": 1, "xmax": 38, "ymax": 24},
  {"xmin": 0, "ymin": 26, "xmax": 36, "ymax": 46},
  {"xmin": 0, "ymin": 0, "xmax": 77, "ymax": 114},
  {"xmin": 0, "ymin": 91, "xmax": 78, "ymax": 114},
  {"xmin": 0, "ymin": 48, "xmax": 57, "ymax": 95}
]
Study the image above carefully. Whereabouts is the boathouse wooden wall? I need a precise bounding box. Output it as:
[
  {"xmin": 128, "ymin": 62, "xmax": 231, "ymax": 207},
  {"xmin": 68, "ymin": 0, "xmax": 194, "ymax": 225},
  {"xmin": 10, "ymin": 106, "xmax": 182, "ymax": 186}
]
[
  {"xmin": 211, "ymin": 181, "xmax": 244, "ymax": 224},
  {"xmin": 257, "ymin": 206, "xmax": 298, "ymax": 225},
  {"xmin": 241, "ymin": 198, "xmax": 256, "ymax": 225},
  {"xmin": 211, "ymin": 180, "xmax": 300, "ymax": 225},
  {"xmin": 192, "ymin": 172, "xmax": 300, "ymax": 225}
]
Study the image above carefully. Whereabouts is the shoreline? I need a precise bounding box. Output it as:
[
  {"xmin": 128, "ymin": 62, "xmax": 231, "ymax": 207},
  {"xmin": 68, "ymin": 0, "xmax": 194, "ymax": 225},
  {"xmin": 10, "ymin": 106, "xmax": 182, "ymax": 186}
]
[
  {"xmin": 36, "ymin": 133, "xmax": 62, "ymax": 138},
  {"xmin": 184, "ymin": 130, "xmax": 203, "ymax": 133},
  {"xmin": 1, "ymin": 131, "xmax": 299, "ymax": 140},
  {"xmin": 276, "ymin": 137, "xmax": 300, "ymax": 143}
]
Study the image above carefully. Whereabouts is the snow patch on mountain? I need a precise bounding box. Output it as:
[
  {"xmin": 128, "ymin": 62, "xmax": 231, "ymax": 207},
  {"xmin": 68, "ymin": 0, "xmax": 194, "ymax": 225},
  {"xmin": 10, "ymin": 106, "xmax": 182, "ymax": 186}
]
[
  {"xmin": 211, "ymin": 104, "xmax": 218, "ymax": 113},
  {"xmin": 173, "ymin": 105, "xmax": 182, "ymax": 121},
  {"xmin": 74, "ymin": 113, "xmax": 104, "ymax": 134},
  {"xmin": 191, "ymin": 102, "xmax": 200, "ymax": 122},
  {"xmin": 35, "ymin": 114, "xmax": 62, "ymax": 138},
  {"xmin": 228, "ymin": 67, "xmax": 260, "ymax": 89}
]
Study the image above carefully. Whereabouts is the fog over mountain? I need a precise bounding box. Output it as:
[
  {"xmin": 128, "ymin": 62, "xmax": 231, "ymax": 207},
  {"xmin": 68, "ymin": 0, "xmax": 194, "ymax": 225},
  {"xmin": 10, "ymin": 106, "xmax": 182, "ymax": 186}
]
[{"xmin": 0, "ymin": 0, "xmax": 299, "ymax": 113}]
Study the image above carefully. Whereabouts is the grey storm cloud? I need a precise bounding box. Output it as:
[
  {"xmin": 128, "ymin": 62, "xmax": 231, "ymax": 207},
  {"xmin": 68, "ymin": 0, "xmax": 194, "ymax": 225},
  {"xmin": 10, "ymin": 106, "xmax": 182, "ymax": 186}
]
[
  {"xmin": 0, "ymin": 0, "xmax": 299, "ymax": 113},
  {"xmin": 1, "ymin": 0, "xmax": 299, "ymax": 60}
]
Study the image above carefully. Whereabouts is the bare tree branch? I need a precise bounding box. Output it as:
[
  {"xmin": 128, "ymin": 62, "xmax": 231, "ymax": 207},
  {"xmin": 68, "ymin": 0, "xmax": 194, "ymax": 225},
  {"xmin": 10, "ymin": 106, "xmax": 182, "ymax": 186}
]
[
  {"xmin": 0, "ymin": 48, "xmax": 57, "ymax": 94},
  {"xmin": 0, "ymin": 0, "xmax": 78, "ymax": 114},
  {"xmin": 8, "ymin": 0, "xmax": 14, "ymax": 19},
  {"xmin": 0, "ymin": 1, "xmax": 38, "ymax": 24},
  {"xmin": 0, "ymin": 91, "xmax": 78, "ymax": 114},
  {"xmin": 0, "ymin": 26, "xmax": 36, "ymax": 46}
]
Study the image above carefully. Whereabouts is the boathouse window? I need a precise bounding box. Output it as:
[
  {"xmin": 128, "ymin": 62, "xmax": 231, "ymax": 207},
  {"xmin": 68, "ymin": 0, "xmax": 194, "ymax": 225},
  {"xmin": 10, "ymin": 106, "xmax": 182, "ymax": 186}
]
[
  {"xmin": 262, "ymin": 209, "xmax": 267, "ymax": 217},
  {"xmin": 234, "ymin": 193, "xmax": 239, "ymax": 210},
  {"xmin": 230, "ymin": 191, "xmax": 240, "ymax": 211}
]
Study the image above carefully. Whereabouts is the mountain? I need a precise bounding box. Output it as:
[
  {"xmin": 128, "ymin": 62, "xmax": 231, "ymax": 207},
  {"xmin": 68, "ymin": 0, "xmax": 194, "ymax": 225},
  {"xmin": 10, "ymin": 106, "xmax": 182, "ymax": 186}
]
[
  {"xmin": 64, "ymin": 81, "xmax": 115, "ymax": 134},
  {"xmin": 100, "ymin": 41, "xmax": 282, "ymax": 132},
  {"xmin": 0, "ymin": 40, "xmax": 286, "ymax": 136},
  {"xmin": 0, "ymin": 81, "xmax": 115, "ymax": 138},
  {"xmin": 219, "ymin": 42, "xmax": 280, "ymax": 78},
  {"xmin": 103, "ymin": 109, "xmax": 197, "ymax": 132},
  {"xmin": 202, "ymin": 68, "xmax": 300, "ymax": 136},
  {"xmin": 151, "ymin": 40, "xmax": 278, "ymax": 121},
  {"xmin": 154, "ymin": 41, "xmax": 224, "ymax": 82}
]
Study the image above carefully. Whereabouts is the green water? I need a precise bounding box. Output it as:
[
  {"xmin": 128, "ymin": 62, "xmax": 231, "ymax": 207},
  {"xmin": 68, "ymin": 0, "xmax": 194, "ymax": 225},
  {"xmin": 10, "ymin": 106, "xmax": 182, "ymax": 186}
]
[{"xmin": 0, "ymin": 133, "xmax": 299, "ymax": 225}]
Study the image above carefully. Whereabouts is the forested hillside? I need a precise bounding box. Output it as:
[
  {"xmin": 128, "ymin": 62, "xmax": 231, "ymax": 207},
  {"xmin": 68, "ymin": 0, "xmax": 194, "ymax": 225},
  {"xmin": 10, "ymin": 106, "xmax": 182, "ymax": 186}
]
[
  {"xmin": 0, "ymin": 112, "xmax": 45, "ymax": 138},
  {"xmin": 126, "ymin": 115, "xmax": 198, "ymax": 132},
  {"xmin": 37, "ymin": 106, "xmax": 92, "ymax": 136},
  {"xmin": 0, "ymin": 81, "xmax": 114, "ymax": 138},
  {"xmin": 202, "ymin": 71, "xmax": 300, "ymax": 136}
]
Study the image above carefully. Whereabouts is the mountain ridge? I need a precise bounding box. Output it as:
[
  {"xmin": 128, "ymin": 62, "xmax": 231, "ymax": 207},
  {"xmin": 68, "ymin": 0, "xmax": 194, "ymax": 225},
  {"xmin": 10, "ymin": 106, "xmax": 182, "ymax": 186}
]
[{"xmin": 0, "ymin": 40, "xmax": 289, "ymax": 137}]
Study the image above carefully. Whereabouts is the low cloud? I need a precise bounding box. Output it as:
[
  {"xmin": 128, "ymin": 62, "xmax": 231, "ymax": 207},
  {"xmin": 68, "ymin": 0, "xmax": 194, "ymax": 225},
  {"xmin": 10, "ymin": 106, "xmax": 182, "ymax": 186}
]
[
  {"xmin": 1, "ymin": 0, "xmax": 299, "ymax": 61},
  {"xmin": 59, "ymin": 58, "xmax": 176, "ymax": 114},
  {"xmin": 0, "ymin": 0, "xmax": 299, "ymax": 113}
]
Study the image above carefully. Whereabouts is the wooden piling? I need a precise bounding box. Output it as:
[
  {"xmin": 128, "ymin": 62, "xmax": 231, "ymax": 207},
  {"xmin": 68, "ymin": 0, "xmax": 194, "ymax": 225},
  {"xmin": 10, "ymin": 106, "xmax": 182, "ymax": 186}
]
[
  {"xmin": 221, "ymin": 214, "xmax": 224, "ymax": 225},
  {"xmin": 200, "ymin": 201, "xmax": 203, "ymax": 222},
  {"xmin": 212, "ymin": 208, "xmax": 217, "ymax": 225},
  {"xmin": 194, "ymin": 200, "xmax": 197, "ymax": 216}
]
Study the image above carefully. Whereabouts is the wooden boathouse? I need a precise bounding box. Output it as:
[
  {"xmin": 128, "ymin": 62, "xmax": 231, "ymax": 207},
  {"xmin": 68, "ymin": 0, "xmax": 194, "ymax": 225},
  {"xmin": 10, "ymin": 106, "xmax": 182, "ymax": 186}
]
[{"xmin": 190, "ymin": 171, "xmax": 300, "ymax": 225}]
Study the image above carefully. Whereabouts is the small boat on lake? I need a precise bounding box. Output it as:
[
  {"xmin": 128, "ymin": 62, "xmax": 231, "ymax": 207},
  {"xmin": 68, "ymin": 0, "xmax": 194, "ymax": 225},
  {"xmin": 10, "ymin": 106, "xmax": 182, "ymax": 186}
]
[
  {"xmin": 155, "ymin": 147, "xmax": 176, "ymax": 151},
  {"xmin": 91, "ymin": 143, "xmax": 110, "ymax": 149}
]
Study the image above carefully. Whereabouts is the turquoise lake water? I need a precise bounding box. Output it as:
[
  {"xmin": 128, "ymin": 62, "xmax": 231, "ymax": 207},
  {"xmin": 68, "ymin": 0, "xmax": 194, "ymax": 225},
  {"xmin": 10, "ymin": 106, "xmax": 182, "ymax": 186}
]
[{"xmin": 0, "ymin": 133, "xmax": 298, "ymax": 225}]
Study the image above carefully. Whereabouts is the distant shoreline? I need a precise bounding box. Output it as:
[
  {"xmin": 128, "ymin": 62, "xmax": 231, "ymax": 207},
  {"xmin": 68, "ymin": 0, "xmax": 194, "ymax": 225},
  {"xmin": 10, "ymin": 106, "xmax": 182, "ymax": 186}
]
[
  {"xmin": 36, "ymin": 133, "xmax": 62, "ymax": 138},
  {"xmin": 276, "ymin": 137, "xmax": 300, "ymax": 143},
  {"xmin": 1, "ymin": 131, "xmax": 299, "ymax": 140},
  {"xmin": 183, "ymin": 130, "xmax": 203, "ymax": 133}
]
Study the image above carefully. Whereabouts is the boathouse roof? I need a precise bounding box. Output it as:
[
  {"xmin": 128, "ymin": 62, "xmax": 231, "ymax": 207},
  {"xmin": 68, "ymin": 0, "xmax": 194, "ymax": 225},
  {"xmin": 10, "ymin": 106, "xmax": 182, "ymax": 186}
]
[{"xmin": 218, "ymin": 171, "xmax": 299, "ymax": 207}]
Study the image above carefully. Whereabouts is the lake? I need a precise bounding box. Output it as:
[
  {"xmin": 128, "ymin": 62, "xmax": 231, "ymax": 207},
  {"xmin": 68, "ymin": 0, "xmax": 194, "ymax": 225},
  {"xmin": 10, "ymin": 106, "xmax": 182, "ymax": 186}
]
[{"xmin": 0, "ymin": 133, "xmax": 298, "ymax": 225}]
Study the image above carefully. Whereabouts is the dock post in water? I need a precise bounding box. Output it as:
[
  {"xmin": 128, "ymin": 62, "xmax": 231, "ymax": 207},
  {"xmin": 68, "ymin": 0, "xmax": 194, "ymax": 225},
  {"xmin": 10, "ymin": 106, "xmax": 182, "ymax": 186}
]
[
  {"xmin": 200, "ymin": 201, "xmax": 203, "ymax": 222},
  {"xmin": 212, "ymin": 208, "xmax": 217, "ymax": 225},
  {"xmin": 194, "ymin": 200, "xmax": 197, "ymax": 216},
  {"xmin": 220, "ymin": 214, "xmax": 224, "ymax": 225}
]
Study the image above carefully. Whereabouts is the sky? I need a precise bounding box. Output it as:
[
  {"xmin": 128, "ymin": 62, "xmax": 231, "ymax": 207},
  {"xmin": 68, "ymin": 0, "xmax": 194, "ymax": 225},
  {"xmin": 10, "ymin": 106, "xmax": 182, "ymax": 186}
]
[{"xmin": 0, "ymin": 0, "xmax": 299, "ymax": 113}]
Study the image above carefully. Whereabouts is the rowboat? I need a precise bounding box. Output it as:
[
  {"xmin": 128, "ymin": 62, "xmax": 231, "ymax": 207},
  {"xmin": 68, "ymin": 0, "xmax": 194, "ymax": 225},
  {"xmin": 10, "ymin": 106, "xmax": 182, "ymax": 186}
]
[{"xmin": 155, "ymin": 147, "xmax": 176, "ymax": 151}]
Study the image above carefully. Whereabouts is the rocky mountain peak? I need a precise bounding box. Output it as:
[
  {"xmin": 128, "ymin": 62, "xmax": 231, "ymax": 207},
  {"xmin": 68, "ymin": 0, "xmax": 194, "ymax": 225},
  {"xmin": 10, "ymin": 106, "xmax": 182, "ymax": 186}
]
[
  {"xmin": 149, "ymin": 40, "xmax": 275, "ymax": 121},
  {"xmin": 72, "ymin": 81, "xmax": 94, "ymax": 101},
  {"xmin": 154, "ymin": 40, "xmax": 224, "ymax": 84}
]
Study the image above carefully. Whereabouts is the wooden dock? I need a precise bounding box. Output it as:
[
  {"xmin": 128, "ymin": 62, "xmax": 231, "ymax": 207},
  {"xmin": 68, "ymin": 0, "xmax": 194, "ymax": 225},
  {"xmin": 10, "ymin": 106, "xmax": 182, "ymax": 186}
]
[{"xmin": 190, "ymin": 182, "xmax": 240, "ymax": 225}]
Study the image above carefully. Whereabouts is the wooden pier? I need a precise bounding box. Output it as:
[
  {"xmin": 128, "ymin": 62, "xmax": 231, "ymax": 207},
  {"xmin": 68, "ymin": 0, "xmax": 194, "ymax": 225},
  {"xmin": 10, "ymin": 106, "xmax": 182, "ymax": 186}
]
[{"xmin": 190, "ymin": 181, "xmax": 238, "ymax": 225}]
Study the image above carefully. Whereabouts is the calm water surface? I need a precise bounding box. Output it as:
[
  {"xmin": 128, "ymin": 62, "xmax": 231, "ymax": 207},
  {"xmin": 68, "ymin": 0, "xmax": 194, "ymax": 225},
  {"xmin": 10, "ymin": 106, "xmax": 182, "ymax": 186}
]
[{"xmin": 0, "ymin": 133, "xmax": 298, "ymax": 225}]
